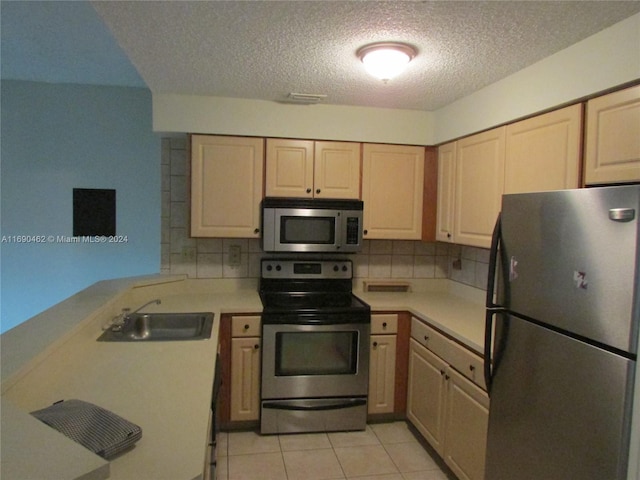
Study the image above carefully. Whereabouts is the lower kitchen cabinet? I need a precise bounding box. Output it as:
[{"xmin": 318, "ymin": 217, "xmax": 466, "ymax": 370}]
[
  {"xmin": 368, "ymin": 314, "xmax": 399, "ymax": 414},
  {"xmin": 407, "ymin": 338, "xmax": 489, "ymax": 480},
  {"xmin": 230, "ymin": 336, "xmax": 261, "ymax": 422},
  {"xmin": 443, "ymin": 367, "xmax": 489, "ymax": 480},
  {"xmin": 407, "ymin": 338, "xmax": 448, "ymax": 453},
  {"xmin": 230, "ymin": 316, "xmax": 261, "ymax": 422},
  {"xmin": 219, "ymin": 314, "xmax": 261, "ymax": 426}
]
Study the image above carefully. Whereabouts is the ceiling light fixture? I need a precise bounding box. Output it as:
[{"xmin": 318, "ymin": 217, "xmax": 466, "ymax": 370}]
[{"xmin": 357, "ymin": 42, "xmax": 417, "ymax": 82}]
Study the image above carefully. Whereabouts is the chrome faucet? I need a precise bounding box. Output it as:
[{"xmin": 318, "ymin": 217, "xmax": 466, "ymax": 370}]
[
  {"xmin": 127, "ymin": 299, "xmax": 161, "ymax": 319},
  {"xmin": 104, "ymin": 299, "xmax": 162, "ymax": 331}
]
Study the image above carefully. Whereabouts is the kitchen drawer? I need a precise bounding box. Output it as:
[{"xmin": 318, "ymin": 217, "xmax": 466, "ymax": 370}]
[
  {"xmin": 411, "ymin": 317, "xmax": 449, "ymax": 359},
  {"xmin": 446, "ymin": 336, "xmax": 485, "ymax": 390},
  {"xmin": 371, "ymin": 314, "xmax": 398, "ymax": 335},
  {"xmin": 411, "ymin": 317, "xmax": 485, "ymax": 390},
  {"xmin": 231, "ymin": 315, "xmax": 261, "ymax": 337}
]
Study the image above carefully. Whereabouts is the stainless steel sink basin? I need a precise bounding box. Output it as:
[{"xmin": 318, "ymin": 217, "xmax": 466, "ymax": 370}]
[{"xmin": 97, "ymin": 312, "xmax": 214, "ymax": 342}]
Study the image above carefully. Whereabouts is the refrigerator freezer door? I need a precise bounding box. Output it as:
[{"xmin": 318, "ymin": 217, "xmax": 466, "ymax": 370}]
[
  {"xmin": 485, "ymin": 315, "xmax": 635, "ymax": 480},
  {"xmin": 500, "ymin": 185, "xmax": 639, "ymax": 353}
]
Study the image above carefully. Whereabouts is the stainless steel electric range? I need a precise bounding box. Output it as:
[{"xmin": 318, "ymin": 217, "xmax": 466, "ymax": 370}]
[{"xmin": 259, "ymin": 258, "xmax": 371, "ymax": 434}]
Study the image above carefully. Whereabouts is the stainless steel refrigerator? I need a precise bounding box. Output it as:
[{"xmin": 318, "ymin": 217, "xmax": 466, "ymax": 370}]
[{"xmin": 484, "ymin": 185, "xmax": 639, "ymax": 480}]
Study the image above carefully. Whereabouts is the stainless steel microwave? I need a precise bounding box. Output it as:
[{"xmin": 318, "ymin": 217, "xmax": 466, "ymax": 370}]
[{"xmin": 261, "ymin": 198, "xmax": 363, "ymax": 253}]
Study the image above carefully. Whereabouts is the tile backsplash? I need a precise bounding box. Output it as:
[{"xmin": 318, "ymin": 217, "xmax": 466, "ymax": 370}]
[{"xmin": 161, "ymin": 136, "xmax": 489, "ymax": 291}]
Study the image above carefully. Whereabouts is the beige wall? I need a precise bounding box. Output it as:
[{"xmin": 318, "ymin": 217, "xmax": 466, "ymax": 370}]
[
  {"xmin": 434, "ymin": 12, "xmax": 640, "ymax": 143},
  {"xmin": 154, "ymin": 95, "xmax": 434, "ymax": 146}
]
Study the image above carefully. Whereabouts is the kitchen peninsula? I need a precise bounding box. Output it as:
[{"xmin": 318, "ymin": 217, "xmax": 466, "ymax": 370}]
[{"xmin": 1, "ymin": 274, "xmax": 485, "ymax": 480}]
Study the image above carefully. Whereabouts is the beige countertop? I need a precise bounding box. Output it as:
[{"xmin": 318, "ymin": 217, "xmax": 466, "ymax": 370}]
[
  {"xmin": 355, "ymin": 281, "xmax": 486, "ymax": 354},
  {"xmin": 1, "ymin": 275, "xmax": 485, "ymax": 480},
  {"xmin": 1, "ymin": 275, "xmax": 262, "ymax": 480}
]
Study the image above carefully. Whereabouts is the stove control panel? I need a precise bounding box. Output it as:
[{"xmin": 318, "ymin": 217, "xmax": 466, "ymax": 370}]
[{"xmin": 261, "ymin": 259, "xmax": 352, "ymax": 279}]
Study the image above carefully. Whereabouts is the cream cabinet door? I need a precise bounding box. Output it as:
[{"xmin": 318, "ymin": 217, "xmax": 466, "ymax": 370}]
[
  {"xmin": 368, "ymin": 334, "xmax": 397, "ymax": 414},
  {"xmin": 407, "ymin": 339, "xmax": 448, "ymax": 455},
  {"xmin": 314, "ymin": 141, "xmax": 361, "ymax": 199},
  {"xmin": 436, "ymin": 142, "xmax": 456, "ymax": 242},
  {"xmin": 454, "ymin": 127, "xmax": 505, "ymax": 248},
  {"xmin": 362, "ymin": 144, "xmax": 425, "ymax": 239},
  {"xmin": 230, "ymin": 337, "xmax": 261, "ymax": 422},
  {"xmin": 443, "ymin": 367, "xmax": 489, "ymax": 480},
  {"xmin": 585, "ymin": 85, "xmax": 640, "ymax": 185},
  {"xmin": 505, "ymin": 104, "xmax": 582, "ymax": 194},
  {"xmin": 191, "ymin": 135, "xmax": 264, "ymax": 237},
  {"xmin": 265, "ymin": 138, "xmax": 314, "ymax": 197},
  {"xmin": 265, "ymin": 139, "xmax": 361, "ymax": 199}
]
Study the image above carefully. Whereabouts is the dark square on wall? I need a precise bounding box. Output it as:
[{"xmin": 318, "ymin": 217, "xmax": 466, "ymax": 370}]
[{"xmin": 73, "ymin": 188, "xmax": 116, "ymax": 237}]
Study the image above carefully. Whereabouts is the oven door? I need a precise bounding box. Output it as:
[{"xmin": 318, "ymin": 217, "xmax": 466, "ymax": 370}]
[{"xmin": 261, "ymin": 321, "xmax": 370, "ymax": 400}]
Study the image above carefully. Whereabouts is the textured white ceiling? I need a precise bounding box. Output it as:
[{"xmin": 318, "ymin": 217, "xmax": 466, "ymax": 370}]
[{"xmin": 4, "ymin": 1, "xmax": 640, "ymax": 112}]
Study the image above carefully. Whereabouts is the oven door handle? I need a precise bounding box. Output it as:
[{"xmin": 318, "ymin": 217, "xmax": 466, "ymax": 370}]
[{"xmin": 262, "ymin": 398, "xmax": 366, "ymax": 411}]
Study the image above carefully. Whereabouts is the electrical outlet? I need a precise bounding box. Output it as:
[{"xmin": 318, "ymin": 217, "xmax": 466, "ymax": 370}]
[
  {"xmin": 228, "ymin": 245, "xmax": 241, "ymax": 266},
  {"xmin": 181, "ymin": 247, "xmax": 196, "ymax": 261}
]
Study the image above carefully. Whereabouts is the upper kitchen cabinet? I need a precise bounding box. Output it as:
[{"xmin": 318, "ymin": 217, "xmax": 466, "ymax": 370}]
[
  {"xmin": 436, "ymin": 142, "xmax": 456, "ymax": 242},
  {"xmin": 265, "ymin": 138, "xmax": 361, "ymax": 199},
  {"xmin": 504, "ymin": 104, "xmax": 582, "ymax": 193},
  {"xmin": 362, "ymin": 143, "xmax": 425, "ymax": 240},
  {"xmin": 191, "ymin": 135, "xmax": 264, "ymax": 238},
  {"xmin": 584, "ymin": 85, "xmax": 640, "ymax": 185},
  {"xmin": 453, "ymin": 127, "xmax": 506, "ymax": 248}
]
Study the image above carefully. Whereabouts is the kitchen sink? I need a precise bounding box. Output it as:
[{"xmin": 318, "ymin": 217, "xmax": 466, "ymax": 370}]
[{"xmin": 97, "ymin": 312, "xmax": 214, "ymax": 342}]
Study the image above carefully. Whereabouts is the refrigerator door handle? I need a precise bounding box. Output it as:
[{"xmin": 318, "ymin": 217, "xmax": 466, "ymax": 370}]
[
  {"xmin": 485, "ymin": 212, "xmax": 507, "ymax": 395},
  {"xmin": 484, "ymin": 309, "xmax": 496, "ymax": 394},
  {"xmin": 486, "ymin": 212, "xmax": 502, "ymax": 309}
]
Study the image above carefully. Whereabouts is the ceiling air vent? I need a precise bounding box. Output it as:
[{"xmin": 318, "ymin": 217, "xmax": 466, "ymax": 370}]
[{"xmin": 285, "ymin": 93, "xmax": 327, "ymax": 105}]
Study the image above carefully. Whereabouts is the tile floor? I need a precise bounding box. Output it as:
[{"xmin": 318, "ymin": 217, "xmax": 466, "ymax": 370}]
[{"xmin": 215, "ymin": 421, "xmax": 453, "ymax": 480}]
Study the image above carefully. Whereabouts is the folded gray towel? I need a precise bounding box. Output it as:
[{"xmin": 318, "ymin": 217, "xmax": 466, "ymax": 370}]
[{"xmin": 31, "ymin": 399, "xmax": 142, "ymax": 459}]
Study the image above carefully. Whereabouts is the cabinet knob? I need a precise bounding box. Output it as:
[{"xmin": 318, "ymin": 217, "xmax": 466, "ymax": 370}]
[
  {"xmin": 244, "ymin": 324, "xmax": 250, "ymax": 330},
  {"xmin": 306, "ymin": 188, "xmax": 312, "ymax": 194},
  {"xmin": 254, "ymin": 344, "xmax": 260, "ymax": 350},
  {"xmin": 424, "ymin": 335, "xmax": 429, "ymax": 341},
  {"xmin": 382, "ymin": 322, "xmax": 387, "ymax": 328},
  {"xmin": 254, "ymin": 228, "xmax": 260, "ymax": 234},
  {"xmin": 447, "ymin": 233, "xmax": 451, "ymax": 238},
  {"xmin": 363, "ymin": 230, "xmax": 368, "ymax": 235},
  {"xmin": 373, "ymin": 341, "xmax": 378, "ymax": 347},
  {"xmin": 445, "ymin": 374, "xmax": 450, "ymax": 380},
  {"xmin": 316, "ymin": 189, "xmax": 321, "ymax": 194},
  {"xmin": 469, "ymin": 365, "xmax": 475, "ymax": 371},
  {"xmin": 440, "ymin": 369, "xmax": 445, "ymax": 376}
]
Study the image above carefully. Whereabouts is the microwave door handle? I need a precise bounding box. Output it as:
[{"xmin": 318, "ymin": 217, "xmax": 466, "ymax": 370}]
[{"xmin": 335, "ymin": 213, "xmax": 343, "ymax": 251}]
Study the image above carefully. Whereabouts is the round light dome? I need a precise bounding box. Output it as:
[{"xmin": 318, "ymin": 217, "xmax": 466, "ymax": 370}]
[{"xmin": 357, "ymin": 43, "xmax": 417, "ymax": 81}]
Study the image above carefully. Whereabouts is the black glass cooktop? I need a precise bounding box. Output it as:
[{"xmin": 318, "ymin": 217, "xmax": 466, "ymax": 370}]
[{"xmin": 261, "ymin": 291, "xmax": 368, "ymax": 311}]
